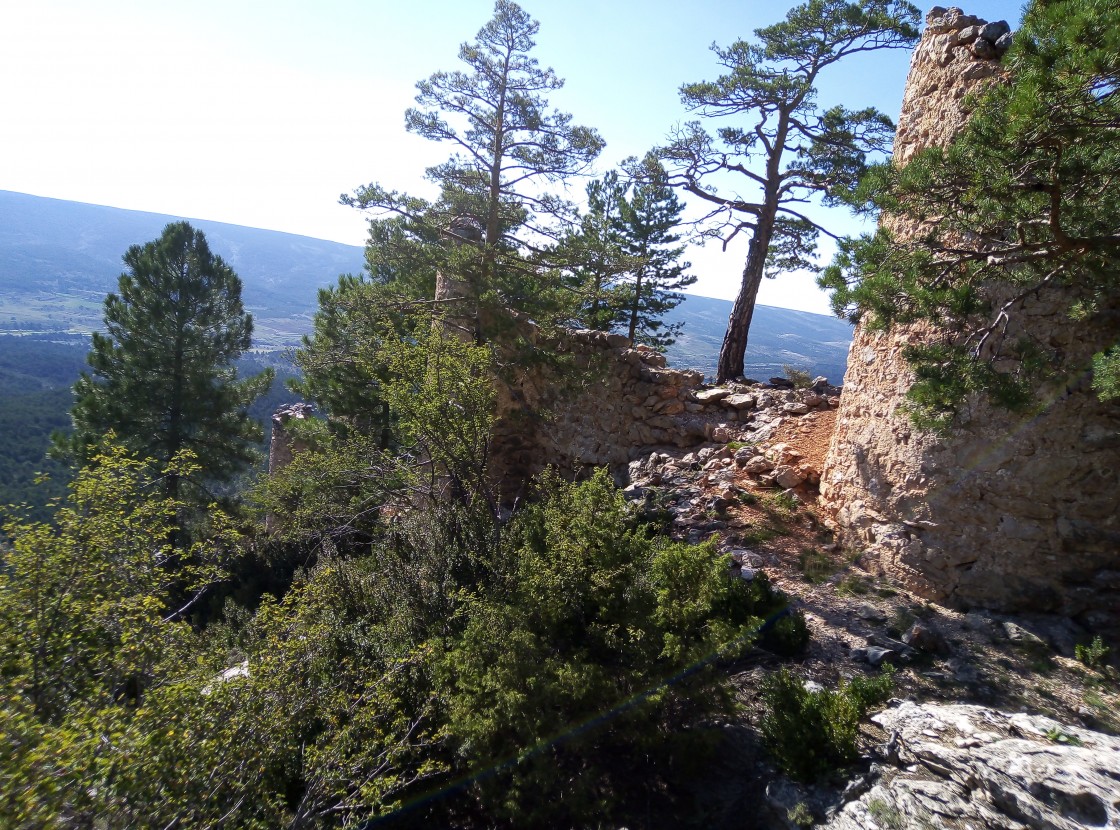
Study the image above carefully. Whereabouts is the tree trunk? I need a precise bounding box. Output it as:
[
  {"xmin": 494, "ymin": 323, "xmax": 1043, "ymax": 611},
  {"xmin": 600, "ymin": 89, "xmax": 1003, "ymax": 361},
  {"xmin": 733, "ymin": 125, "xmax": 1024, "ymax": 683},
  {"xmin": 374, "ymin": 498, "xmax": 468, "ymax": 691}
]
[
  {"xmin": 716, "ymin": 225, "xmax": 770, "ymax": 383},
  {"xmin": 627, "ymin": 270, "xmax": 643, "ymax": 342}
]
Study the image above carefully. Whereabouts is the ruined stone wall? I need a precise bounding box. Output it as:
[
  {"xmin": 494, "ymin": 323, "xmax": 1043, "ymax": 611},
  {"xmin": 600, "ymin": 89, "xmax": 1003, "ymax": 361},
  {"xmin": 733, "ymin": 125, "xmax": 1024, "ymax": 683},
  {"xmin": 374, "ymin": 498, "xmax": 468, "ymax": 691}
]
[
  {"xmin": 489, "ymin": 330, "xmax": 710, "ymax": 493},
  {"xmin": 820, "ymin": 9, "xmax": 1120, "ymax": 634}
]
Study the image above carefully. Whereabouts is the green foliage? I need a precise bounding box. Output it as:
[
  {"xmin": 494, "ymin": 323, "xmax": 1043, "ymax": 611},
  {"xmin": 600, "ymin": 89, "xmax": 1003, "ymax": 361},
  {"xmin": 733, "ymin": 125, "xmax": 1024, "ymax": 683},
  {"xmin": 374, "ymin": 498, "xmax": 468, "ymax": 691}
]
[
  {"xmin": 760, "ymin": 608, "xmax": 811, "ymax": 657},
  {"xmin": 343, "ymin": 0, "xmax": 603, "ymax": 342},
  {"xmin": 439, "ymin": 469, "xmax": 769, "ymax": 822},
  {"xmin": 783, "ymin": 365, "xmax": 813, "ymax": 389},
  {"xmin": 1076, "ymin": 635, "xmax": 1111, "ymax": 670},
  {"xmin": 0, "ymin": 442, "xmax": 247, "ymax": 826},
  {"xmin": 1093, "ymin": 349, "xmax": 1120, "ymax": 400},
  {"xmin": 760, "ymin": 666, "xmax": 894, "ymax": 782},
  {"xmin": 821, "ymin": 0, "xmax": 1120, "ymax": 427},
  {"xmin": 1045, "ymin": 727, "xmax": 1084, "ymax": 747},
  {"xmin": 659, "ymin": 0, "xmax": 919, "ymax": 380},
  {"xmin": 56, "ymin": 222, "xmax": 273, "ymax": 503},
  {"xmin": 788, "ymin": 801, "xmax": 816, "ymax": 827},
  {"xmin": 557, "ymin": 159, "xmax": 696, "ymax": 349}
]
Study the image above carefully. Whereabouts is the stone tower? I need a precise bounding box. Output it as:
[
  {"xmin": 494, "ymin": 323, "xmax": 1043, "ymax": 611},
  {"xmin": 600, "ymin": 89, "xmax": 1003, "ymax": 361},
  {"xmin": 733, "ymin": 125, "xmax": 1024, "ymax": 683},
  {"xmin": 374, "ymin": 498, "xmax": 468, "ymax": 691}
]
[{"xmin": 820, "ymin": 9, "xmax": 1120, "ymax": 635}]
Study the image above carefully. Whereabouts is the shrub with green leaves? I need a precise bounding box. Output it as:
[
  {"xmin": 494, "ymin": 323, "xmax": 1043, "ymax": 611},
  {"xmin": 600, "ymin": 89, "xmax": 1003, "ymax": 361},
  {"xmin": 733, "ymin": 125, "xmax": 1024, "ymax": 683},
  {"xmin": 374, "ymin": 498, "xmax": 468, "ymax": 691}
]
[
  {"xmin": 760, "ymin": 667, "xmax": 894, "ymax": 782},
  {"xmin": 439, "ymin": 468, "xmax": 779, "ymax": 823},
  {"xmin": 1076, "ymin": 636, "xmax": 1111, "ymax": 670}
]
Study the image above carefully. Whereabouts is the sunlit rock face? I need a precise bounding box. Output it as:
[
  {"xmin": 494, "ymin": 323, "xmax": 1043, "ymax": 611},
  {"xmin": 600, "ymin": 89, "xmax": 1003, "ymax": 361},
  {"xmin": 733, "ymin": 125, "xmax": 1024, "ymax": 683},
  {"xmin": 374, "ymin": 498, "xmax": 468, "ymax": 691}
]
[{"xmin": 819, "ymin": 8, "xmax": 1120, "ymax": 636}]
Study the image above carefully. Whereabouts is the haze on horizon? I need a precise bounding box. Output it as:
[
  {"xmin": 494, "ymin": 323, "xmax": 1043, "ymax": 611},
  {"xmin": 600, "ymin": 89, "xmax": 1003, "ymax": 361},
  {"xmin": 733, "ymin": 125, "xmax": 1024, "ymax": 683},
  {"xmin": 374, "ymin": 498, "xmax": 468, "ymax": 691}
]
[{"xmin": 0, "ymin": 0, "xmax": 1020, "ymax": 315}]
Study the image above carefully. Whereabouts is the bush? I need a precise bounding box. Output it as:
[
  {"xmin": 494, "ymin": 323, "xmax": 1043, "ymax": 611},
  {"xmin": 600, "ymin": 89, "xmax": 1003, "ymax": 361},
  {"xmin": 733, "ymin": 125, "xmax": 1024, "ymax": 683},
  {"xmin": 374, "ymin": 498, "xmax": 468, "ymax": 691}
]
[
  {"xmin": 759, "ymin": 608, "xmax": 811, "ymax": 657},
  {"xmin": 438, "ymin": 469, "xmax": 775, "ymax": 824},
  {"xmin": 1076, "ymin": 636, "xmax": 1111, "ymax": 670},
  {"xmin": 760, "ymin": 667, "xmax": 894, "ymax": 782}
]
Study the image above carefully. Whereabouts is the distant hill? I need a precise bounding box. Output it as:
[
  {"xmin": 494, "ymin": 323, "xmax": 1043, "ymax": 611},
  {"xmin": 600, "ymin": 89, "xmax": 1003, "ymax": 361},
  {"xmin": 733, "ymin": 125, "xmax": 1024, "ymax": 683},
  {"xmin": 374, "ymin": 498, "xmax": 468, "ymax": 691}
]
[
  {"xmin": 0, "ymin": 190, "xmax": 852, "ymax": 379},
  {"xmin": 663, "ymin": 294, "xmax": 852, "ymax": 385},
  {"xmin": 0, "ymin": 190, "xmax": 367, "ymax": 347}
]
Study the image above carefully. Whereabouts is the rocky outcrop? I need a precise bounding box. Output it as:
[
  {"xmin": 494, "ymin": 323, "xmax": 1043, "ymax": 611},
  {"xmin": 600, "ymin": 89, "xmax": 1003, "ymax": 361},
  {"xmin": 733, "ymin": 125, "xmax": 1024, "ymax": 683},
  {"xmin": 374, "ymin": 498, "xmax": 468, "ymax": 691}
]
[
  {"xmin": 822, "ymin": 701, "xmax": 1120, "ymax": 830},
  {"xmin": 267, "ymin": 403, "xmax": 314, "ymax": 475},
  {"xmin": 820, "ymin": 9, "xmax": 1120, "ymax": 636}
]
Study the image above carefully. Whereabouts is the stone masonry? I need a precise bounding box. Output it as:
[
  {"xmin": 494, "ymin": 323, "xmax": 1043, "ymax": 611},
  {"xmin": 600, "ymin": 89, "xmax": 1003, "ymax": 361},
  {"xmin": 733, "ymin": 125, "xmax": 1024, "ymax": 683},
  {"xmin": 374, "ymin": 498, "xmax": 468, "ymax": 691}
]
[{"xmin": 820, "ymin": 9, "xmax": 1120, "ymax": 636}]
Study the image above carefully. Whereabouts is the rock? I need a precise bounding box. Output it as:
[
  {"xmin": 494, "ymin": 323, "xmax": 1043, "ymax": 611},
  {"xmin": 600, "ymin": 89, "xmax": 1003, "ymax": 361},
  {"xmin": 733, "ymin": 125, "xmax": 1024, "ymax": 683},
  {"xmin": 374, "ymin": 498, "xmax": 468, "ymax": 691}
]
[
  {"xmin": 783, "ymin": 402, "xmax": 811, "ymax": 415},
  {"xmin": 972, "ymin": 37, "xmax": 996, "ymax": 59},
  {"xmin": 864, "ymin": 646, "xmax": 897, "ymax": 667},
  {"xmin": 694, "ymin": 387, "xmax": 730, "ymax": 404},
  {"xmin": 773, "ymin": 465, "xmax": 807, "ymax": 489},
  {"xmin": 979, "ymin": 20, "xmax": 1010, "ymax": 41},
  {"xmin": 711, "ymin": 425, "xmax": 732, "ymax": 443},
  {"xmin": 768, "ymin": 376, "xmax": 795, "ymax": 389},
  {"xmin": 995, "ymin": 31, "xmax": 1013, "ymax": 52},
  {"xmin": 622, "ymin": 483, "xmax": 646, "ymax": 501},
  {"xmin": 821, "ymin": 702, "xmax": 1120, "ymax": 830},
  {"xmin": 956, "ymin": 24, "xmax": 980, "ymax": 43},
  {"xmin": 709, "ymin": 496, "xmax": 731, "ymax": 514},
  {"xmin": 902, "ymin": 622, "xmax": 950, "ymax": 655},
  {"xmin": 723, "ymin": 393, "xmax": 756, "ymax": 410},
  {"xmin": 858, "ymin": 604, "xmax": 888, "ymax": 623},
  {"xmin": 743, "ymin": 455, "xmax": 775, "ymax": 474},
  {"xmin": 1002, "ymin": 621, "xmax": 1048, "ymax": 651}
]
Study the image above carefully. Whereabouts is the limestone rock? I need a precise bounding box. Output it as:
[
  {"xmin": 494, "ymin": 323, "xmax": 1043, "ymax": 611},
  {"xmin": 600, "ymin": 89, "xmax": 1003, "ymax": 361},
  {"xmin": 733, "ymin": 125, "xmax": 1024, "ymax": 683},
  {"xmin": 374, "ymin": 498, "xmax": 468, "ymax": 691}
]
[
  {"xmin": 822, "ymin": 702, "xmax": 1120, "ymax": 830},
  {"xmin": 694, "ymin": 387, "xmax": 730, "ymax": 404},
  {"xmin": 723, "ymin": 393, "xmax": 757, "ymax": 410}
]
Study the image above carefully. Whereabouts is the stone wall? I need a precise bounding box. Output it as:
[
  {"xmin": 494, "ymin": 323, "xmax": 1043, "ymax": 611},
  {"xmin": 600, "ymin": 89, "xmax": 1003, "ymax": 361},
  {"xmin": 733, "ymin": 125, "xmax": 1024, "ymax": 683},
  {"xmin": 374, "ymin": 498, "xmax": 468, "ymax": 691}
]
[
  {"xmin": 820, "ymin": 9, "xmax": 1120, "ymax": 635},
  {"xmin": 489, "ymin": 329, "xmax": 710, "ymax": 494}
]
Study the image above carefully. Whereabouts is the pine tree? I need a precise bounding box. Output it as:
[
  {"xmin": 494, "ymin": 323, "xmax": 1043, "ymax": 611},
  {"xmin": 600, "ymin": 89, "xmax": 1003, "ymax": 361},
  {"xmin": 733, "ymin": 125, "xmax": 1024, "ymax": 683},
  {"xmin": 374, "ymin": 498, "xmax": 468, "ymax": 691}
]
[
  {"xmin": 57, "ymin": 221, "xmax": 273, "ymax": 501},
  {"xmin": 616, "ymin": 160, "xmax": 695, "ymax": 349},
  {"xmin": 558, "ymin": 163, "xmax": 694, "ymax": 349},
  {"xmin": 820, "ymin": 0, "xmax": 1120, "ymax": 427},
  {"xmin": 659, "ymin": 0, "xmax": 920, "ymax": 381},
  {"xmin": 342, "ymin": 0, "xmax": 603, "ymax": 340}
]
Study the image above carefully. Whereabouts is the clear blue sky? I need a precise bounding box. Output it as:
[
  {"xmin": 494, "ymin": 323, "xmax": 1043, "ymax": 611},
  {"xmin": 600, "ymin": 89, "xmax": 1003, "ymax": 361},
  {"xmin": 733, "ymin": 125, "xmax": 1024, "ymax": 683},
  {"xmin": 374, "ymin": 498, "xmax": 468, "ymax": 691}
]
[{"xmin": 0, "ymin": 1, "xmax": 1022, "ymax": 314}]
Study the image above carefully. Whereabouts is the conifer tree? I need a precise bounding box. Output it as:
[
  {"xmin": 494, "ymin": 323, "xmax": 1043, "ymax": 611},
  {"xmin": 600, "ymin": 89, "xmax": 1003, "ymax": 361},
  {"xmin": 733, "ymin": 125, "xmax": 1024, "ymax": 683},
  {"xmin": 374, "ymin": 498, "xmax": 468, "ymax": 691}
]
[
  {"xmin": 820, "ymin": 0, "xmax": 1120, "ymax": 427},
  {"xmin": 58, "ymin": 222, "xmax": 273, "ymax": 500},
  {"xmin": 617, "ymin": 160, "xmax": 695, "ymax": 349},
  {"xmin": 557, "ymin": 161, "xmax": 694, "ymax": 349},
  {"xmin": 659, "ymin": 0, "xmax": 920, "ymax": 381},
  {"xmin": 342, "ymin": 0, "xmax": 604, "ymax": 340}
]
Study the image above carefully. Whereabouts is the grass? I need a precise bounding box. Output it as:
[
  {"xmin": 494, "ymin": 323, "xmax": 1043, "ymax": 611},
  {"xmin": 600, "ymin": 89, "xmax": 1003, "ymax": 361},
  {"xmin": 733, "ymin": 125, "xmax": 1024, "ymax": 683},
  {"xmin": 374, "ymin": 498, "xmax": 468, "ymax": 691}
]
[
  {"xmin": 798, "ymin": 548, "xmax": 834, "ymax": 584},
  {"xmin": 835, "ymin": 574, "xmax": 870, "ymax": 596},
  {"xmin": 867, "ymin": 798, "xmax": 904, "ymax": 829}
]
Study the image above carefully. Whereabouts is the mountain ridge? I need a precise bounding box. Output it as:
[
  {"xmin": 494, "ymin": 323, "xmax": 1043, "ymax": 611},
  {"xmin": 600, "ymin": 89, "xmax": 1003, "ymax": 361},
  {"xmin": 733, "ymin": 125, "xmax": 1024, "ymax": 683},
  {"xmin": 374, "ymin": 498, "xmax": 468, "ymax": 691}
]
[{"xmin": 0, "ymin": 189, "xmax": 852, "ymax": 381}]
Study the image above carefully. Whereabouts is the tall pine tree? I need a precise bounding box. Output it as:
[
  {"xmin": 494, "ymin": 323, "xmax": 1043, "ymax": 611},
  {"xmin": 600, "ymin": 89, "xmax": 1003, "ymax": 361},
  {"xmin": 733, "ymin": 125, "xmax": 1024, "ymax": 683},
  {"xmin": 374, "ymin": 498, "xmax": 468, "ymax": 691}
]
[
  {"xmin": 559, "ymin": 162, "xmax": 694, "ymax": 349},
  {"xmin": 57, "ymin": 222, "xmax": 273, "ymax": 501},
  {"xmin": 659, "ymin": 0, "xmax": 919, "ymax": 381},
  {"xmin": 617, "ymin": 160, "xmax": 695, "ymax": 349}
]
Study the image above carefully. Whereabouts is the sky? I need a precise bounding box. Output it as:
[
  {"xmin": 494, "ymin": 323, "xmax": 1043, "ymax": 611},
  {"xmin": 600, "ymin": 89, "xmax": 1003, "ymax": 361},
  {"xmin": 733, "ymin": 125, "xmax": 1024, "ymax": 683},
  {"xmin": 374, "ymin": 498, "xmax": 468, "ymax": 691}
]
[{"xmin": 0, "ymin": 0, "xmax": 1023, "ymax": 315}]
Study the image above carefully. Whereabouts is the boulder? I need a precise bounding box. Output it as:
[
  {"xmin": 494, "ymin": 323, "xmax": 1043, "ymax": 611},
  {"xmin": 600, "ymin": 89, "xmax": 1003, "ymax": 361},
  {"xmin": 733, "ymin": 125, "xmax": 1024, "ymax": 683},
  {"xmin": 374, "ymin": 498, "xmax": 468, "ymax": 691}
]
[
  {"xmin": 723, "ymin": 393, "xmax": 757, "ymax": 410},
  {"xmin": 822, "ymin": 702, "xmax": 1120, "ymax": 830}
]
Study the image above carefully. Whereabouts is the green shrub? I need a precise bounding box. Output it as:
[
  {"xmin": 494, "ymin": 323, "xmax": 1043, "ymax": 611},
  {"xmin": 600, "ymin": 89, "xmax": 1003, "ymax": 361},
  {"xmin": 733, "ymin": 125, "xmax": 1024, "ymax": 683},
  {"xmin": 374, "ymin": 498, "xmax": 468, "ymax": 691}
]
[
  {"xmin": 783, "ymin": 365, "xmax": 813, "ymax": 389},
  {"xmin": 759, "ymin": 608, "xmax": 811, "ymax": 657},
  {"xmin": 760, "ymin": 667, "xmax": 894, "ymax": 782},
  {"xmin": 1076, "ymin": 636, "xmax": 1111, "ymax": 670}
]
